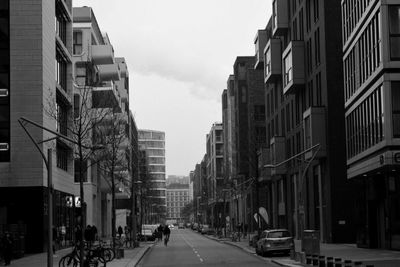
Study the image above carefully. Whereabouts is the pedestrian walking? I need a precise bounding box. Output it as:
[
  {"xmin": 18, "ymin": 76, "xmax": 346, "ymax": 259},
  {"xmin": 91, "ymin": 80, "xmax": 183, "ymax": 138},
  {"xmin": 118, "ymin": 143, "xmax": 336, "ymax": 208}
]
[
  {"xmin": 163, "ymin": 225, "xmax": 170, "ymax": 246},
  {"xmin": 157, "ymin": 224, "xmax": 163, "ymax": 241},
  {"xmin": 91, "ymin": 225, "xmax": 98, "ymax": 241},
  {"xmin": 74, "ymin": 223, "xmax": 82, "ymax": 247},
  {"xmin": 124, "ymin": 226, "xmax": 130, "ymax": 248},
  {"xmin": 117, "ymin": 226, "xmax": 123, "ymax": 238},
  {"xmin": 2, "ymin": 232, "xmax": 13, "ymax": 266}
]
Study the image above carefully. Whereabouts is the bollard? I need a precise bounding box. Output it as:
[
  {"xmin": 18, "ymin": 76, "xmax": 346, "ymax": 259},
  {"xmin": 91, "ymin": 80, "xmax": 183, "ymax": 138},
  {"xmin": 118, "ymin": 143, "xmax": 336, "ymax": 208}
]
[
  {"xmin": 319, "ymin": 255, "xmax": 326, "ymax": 267},
  {"xmin": 334, "ymin": 258, "xmax": 342, "ymax": 267},
  {"xmin": 353, "ymin": 262, "xmax": 362, "ymax": 267},
  {"xmin": 344, "ymin": 260, "xmax": 352, "ymax": 267},
  {"xmin": 313, "ymin": 255, "xmax": 319, "ymax": 266},
  {"xmin": 306, "ymin": 254, "xmax": 313, "ymax": 265},
  {"xmin": 326, "ymin": 257, "xmax": 334, "ymax": 267}
]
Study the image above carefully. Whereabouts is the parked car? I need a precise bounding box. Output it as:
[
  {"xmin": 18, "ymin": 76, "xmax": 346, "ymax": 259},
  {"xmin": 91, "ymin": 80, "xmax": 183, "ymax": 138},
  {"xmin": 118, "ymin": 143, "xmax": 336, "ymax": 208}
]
[
  {"xmin": 200, "ymin": 224, "xmax": 214, "ymax": 235},
  {"xmin": 255, "ymin": 229, "xmax": 294, "ymax": 256},
  {"xmin": 168, "ymin": 224, "xmax": 175, "ymax": 229},
  {"xmin": 197, "ymin": 224, "xmax": 203, "ymax": 233},
  {"xmin": 178, "ymin": 223, "xmax": 185, "ymax": 229},
  {"xmin": 138, "ymin": 229, "xmax": 156, "ymax": 241},
  {"xmin": 192, "ymin": 223, "xmax": 199, "ymax": 230}
]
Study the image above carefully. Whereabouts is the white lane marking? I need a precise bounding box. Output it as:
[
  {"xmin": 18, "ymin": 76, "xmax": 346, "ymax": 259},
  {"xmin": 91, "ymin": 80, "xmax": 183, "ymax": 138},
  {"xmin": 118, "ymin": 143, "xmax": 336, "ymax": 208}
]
[{"xmin": 180, "ymin": 231, "xmax": 204, "ymax": 263}]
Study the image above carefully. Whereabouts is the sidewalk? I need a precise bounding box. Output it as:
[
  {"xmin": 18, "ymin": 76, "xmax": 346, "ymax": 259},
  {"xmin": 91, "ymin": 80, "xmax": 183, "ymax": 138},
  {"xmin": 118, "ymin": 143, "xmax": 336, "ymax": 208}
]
[
  {"xmin": 291, "ymin": 239, "xmax": 400, "ymax": 267},
  {"xmin": 8, "ymin": 242, "xmax": 154, "ymax": 267},
  {"xmin": 204, "ymin": 234, "xmax": 400, "ymax": 267}
]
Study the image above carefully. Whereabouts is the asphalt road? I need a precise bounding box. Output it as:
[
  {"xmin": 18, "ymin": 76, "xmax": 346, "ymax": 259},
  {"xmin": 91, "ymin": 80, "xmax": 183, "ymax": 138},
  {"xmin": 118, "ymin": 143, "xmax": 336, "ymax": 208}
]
[{"xmin": 137, "ymin": 229, "xmax": 279, "ymax": 267}]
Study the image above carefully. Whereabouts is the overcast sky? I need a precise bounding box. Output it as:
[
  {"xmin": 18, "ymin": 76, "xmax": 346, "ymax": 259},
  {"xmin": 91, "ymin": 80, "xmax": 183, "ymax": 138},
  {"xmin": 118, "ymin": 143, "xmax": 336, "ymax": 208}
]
[{"xmin": 74, "ymin": 0, "xmax": 272, "ymax": 176}]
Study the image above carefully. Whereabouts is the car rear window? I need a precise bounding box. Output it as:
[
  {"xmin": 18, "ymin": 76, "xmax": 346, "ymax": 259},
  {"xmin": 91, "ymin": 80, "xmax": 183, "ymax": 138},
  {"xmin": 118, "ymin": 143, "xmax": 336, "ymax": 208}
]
[{"xmin": 268, "ymin": 231, "xmax": 291, "ymax": 238}]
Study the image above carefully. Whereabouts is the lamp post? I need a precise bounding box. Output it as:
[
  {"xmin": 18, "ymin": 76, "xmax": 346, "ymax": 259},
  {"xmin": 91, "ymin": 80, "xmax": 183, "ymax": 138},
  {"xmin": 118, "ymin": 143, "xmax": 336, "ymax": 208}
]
[{"xmin": 264, "ymin": 143, "xmax": 321, "ymax": 240}]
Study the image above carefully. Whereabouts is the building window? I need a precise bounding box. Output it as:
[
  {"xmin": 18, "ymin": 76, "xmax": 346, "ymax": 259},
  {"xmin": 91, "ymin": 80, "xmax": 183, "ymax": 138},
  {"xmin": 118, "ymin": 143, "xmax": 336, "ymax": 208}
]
[
  {"xmin": 313, "ymin": 0, "xmax": 319, "ymax": 22},
  {"xmin": 57, "ymin": 142, "xmax": 69, "ymax": 171},
  {"xmin": 56, "ymin": 100, "xmax": 68, "ymax": 136},
  {"xmin": 390, "ymin": 6, "xmax": 400, "ymax": 60},
  {"xmin": 346, "ymin": 85, "xmax": 384, "ymax": 159},
  {"xmin": 73, "ymin": 31, "xmax": 83, "ymax": 55},
  {"xmin": 306, "ymin": 0, "xmax": 311, "ymax": 32},
  {"xmin": 55, "ymin": 5, "xmax": 67, "ymax": 44},
  {"xmin": 299, "ymin": 9, "xmax": 304, "ymax": 40},
  {"xmin": 392, "ymin": 82, "xmax": 400, "ymax": 138},
  {"xmin": 315, "ymin": 72, "xmax": 322, "ymax": 105},
  {"xmin": 283, "ymin": 51, "xmax": 293, "ymax": 87},
  {"xmin": 272, "ymin": 0, "xmax": 278, "ymax": 31},
  {"xmin": 314, "ymin": 28, "xmax": 320, "ymax": 66},
  {"xmin": 55, "ymin": 51, "xmax": 67, "ymax": 92}
]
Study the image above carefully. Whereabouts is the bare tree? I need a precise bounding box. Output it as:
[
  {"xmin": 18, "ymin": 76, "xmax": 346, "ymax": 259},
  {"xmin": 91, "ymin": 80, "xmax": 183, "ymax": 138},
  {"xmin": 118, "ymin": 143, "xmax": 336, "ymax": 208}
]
[
  {"xmin": 96, "ymin": 109, "xmax": 129, "ymax": 249},
  {"xmin": 46, "ymin": 85, "xmax": 112, "ymax": 266}
]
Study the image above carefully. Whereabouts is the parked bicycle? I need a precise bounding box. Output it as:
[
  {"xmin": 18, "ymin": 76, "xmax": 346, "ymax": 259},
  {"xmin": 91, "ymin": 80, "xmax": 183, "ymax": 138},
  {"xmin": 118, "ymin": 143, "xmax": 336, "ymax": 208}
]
[{"xmin": 59, "ymin": 243, "xmax": 105, "ymax": 267}]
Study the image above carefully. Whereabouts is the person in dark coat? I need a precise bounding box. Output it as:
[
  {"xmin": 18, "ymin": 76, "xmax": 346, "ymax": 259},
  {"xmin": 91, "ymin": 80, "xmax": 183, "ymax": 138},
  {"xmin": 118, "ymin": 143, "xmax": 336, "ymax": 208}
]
[
  {"xmin": 117, "ymin": 226, "xmax": 123, "ymax": 238},
  {"xmin": 163, "ymin": 225, "xmax": 171, "ymax": 246},
  {"xmin": 91, "ymin": 225, "xmax": 98, "ymax": 241},
  {"xmin": 74, "ymin": 224, "xmax": 82, "ymax": 246},
  {"xmin": 2, "ymin": 232, "xmax": 13, "ymax": 266},
  {"xmin": 157, "ymin": 224, "xmax": 163, "ymax": 241}
]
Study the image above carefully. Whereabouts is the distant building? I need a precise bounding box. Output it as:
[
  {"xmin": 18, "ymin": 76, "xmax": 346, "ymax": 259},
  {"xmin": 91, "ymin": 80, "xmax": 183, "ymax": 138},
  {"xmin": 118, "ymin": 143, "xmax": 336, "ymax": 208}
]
[
  {"xmin": 166, "ymin": 175, "xmax": 189, "ymax": 186},
  {"xmin": 138, "ymin": 130, "xmax": 166, "ymax": 221},
  {"xmin": 166, "ymin": 183, "xmax": 190, "ymax": 223}
]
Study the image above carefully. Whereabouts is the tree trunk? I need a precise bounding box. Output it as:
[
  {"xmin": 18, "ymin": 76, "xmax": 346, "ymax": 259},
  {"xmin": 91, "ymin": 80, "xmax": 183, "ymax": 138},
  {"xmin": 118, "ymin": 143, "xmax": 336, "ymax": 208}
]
[
  {"xmin": 111, "ymin": 165, "xmax": 116, "ymax": 250},
  {"xmin": 78, "ymin": 143, "xmax": 85, "ymax": 267}
]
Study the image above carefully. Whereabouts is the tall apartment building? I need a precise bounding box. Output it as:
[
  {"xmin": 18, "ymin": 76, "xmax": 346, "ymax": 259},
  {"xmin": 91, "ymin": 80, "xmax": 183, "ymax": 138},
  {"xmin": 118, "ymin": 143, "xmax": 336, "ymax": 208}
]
[
  {"xmin": 166, "ymin": 183, "xmax": 190, "ymax": 223},
  {"xmin": 221, "ymin": 57, "xmax": 266, "ymax": 232},
  {"xmin": 342, "ymin": 0, "xmax": 400, "ymax": 249},
  {"xmin": 257, "ymin": 0, "xmax": 355, "ymax": 243},
  {"xmin": 73, "ymin": 6, "xmax": 131, "ymax": 238},
  {"xmin": 138, "ymin": 130, "xmax": 166, "ymax": 221},
  {"xmin": 205, "ymin": 123, "xmax": 224, "ymax": 227},
  {"xmin": 0, "ymin": 0, "xmax": 75, "ymax": 253}
]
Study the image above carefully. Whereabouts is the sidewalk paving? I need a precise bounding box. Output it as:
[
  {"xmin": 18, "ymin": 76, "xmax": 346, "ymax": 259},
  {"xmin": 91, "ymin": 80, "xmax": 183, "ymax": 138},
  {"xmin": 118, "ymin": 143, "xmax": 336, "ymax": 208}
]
[
  {"xmin": 8, "ymin": 242, "xmax": 154, "ymax": 267},
  {"xmin": 204, "ymin": 233, "xmax": 400, "ymax": 267}
]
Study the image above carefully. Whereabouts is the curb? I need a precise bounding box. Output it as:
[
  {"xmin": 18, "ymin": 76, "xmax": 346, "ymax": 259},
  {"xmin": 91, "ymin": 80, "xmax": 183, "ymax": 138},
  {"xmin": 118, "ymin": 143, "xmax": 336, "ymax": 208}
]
[
  {"xmin": 130, "ymin": 243, "xmax": 155, "ymax": 267},
  {"xmin": 271, "ymin": 259, "xmax": 303, "ymax": 267},
  {"xmin": 221, "ymin": 241, "xmax": 256, "ymax": 255}
]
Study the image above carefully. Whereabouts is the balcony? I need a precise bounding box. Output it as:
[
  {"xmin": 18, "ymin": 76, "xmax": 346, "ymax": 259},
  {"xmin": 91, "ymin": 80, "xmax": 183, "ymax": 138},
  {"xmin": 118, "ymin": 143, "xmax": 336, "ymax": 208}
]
[
  {"xmin": 92, "ymin": 81, "xmax": 121, "ymax": 109},
  {"xmin": 272, "ymin": 0, "xmax": 288, "ymax": 37},
  {"xmin": 270, "ymin": 136, "xmax": 286, "ymax": 175},
  {"xmin": 282, "ymin": 41, "xmax": 305, "ymax": 95},
  {"xmin": 254, "ymin": 30, "xmax": 268, "ymax": 70},
  {"xmin": 303, "ymin": 107, "xmax": 326, "ymax": 160},
  {"xmin": 98, "ymin": 63, "xmax": 120, "ymax": 82},
  {"xmin": 264, "ymin": 38, "xmax": 282, "ymax": 83},
  {"xmin": 91, "ymin": 44, "xmax": 115, "ymax": 65}
]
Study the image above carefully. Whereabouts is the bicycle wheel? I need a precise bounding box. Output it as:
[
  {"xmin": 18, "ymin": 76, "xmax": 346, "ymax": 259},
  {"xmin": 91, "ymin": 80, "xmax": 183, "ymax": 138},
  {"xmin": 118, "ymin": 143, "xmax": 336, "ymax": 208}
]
[
  {"xmin": 102, "ymin": 248, "xmax": 114, "ymax": 262},
  {"xmin": 59, "ymin": 254, "xmax": 79, "ymax": 267}
]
